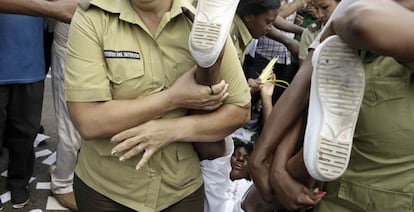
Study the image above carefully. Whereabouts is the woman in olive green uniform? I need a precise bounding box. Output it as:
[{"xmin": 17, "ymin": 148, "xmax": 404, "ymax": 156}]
[
  {"xmin": 251, "ymin": 0, "xmax": 414, "ymax": 211},
  {"xmin": 64, "ymin": 0, "xmax": 251, "ymax": 211},
  {"xmin": 298, "ymin": 0, "xmax": 341, "ymax": 65}
]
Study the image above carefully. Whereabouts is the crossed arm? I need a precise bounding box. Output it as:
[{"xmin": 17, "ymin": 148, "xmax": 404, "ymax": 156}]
[
  {"xmin": 248, "ymin": 51, "xmax": 315, "ymax": 210},
  {"xmin": 68, "ymin": 67, "xmax": 250, "ymax": 169}
]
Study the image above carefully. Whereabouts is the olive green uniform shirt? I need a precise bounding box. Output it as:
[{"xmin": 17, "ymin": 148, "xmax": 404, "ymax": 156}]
[
  {"xmin": 230, "ymin": 15, "xmax": 253, "ymax": 65},
  {"xmin": 316, "ymin": 54, "xmax": 414, "ymax": 212},
  {"xmin": 64, "ymin": 0, "xmax": 250, "ymax": 211},
  {"xmin": 298, "ymin": 21, "xmax": 323, "ymax": 61}
]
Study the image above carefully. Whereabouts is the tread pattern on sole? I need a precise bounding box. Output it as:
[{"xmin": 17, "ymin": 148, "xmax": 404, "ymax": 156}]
[
  {"xmin": 191, "ymin": 0, "xmax": 230, "ymax": 50},
  {"xmin": 191, "ymin": 22, "xmax": 220, "ymax": 50},
  {"xmin": 315, "ymin": 40, "xmax": 365, "ymax": 180}
]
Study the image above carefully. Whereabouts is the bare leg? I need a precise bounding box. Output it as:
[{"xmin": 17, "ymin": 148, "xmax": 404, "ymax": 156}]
[{"xmin": 192, "ymin": 50, "xmax": 226, "ymax": 160}]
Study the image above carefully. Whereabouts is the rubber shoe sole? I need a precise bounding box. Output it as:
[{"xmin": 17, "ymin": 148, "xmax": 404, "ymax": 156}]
[
  {"xmin": 12, "ymin": 198, "xmax": 29, "ymax": 209},
  {"xmin": 304, "ymin": 35, "xmax": 365, "ymax": 181},
  {"xmin": 11, "ymin": 188, "xmax": 30, "ymax": 209},
  {"xmin": 189, "ymin": 0, "xmax": 239, "ymax": 68}
]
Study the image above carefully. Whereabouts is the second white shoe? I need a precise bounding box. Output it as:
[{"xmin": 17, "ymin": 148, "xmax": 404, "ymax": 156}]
[
  {"xmin": 304, "ymin": 35, "xmax": 365, "ymax": 181},
  {"xmin": 189, "ymin": 0, "xmax": 240, "ymax": 68}
]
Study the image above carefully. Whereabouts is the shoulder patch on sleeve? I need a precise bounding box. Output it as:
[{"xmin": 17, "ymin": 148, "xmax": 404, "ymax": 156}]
[
  {"xmin": 307, "ymin": 20, "xmax": 322, "ymax": 33},
  {"xmin": 230, "ymin": 27, "xmax": 239, "ymax": 44}
]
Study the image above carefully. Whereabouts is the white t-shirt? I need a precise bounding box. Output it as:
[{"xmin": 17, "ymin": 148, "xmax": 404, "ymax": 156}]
[{"xmin": 226, "ymin": 179, "xmax": 253, "ymax": 212}]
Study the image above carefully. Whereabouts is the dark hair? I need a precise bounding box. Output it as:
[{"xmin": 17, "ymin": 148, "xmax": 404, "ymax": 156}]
[
  {"xmin": 233, "ymin": 137, "xmax": 254, "ymax": 155},
  {"xmin": 236, "ymin": 0, "xmax": 281, "ymax": 17}
]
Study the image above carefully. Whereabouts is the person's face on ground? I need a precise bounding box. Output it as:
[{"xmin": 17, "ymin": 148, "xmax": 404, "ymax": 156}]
[
  {"xmin": 244, "ymin": 9, "xmax": 279, "ymax": 39},
  {"xmin": 312, "ymin": 0, "xmax": 339, "ymax": 23},
  {"xmin": 230, "ymin": 146, "xmax": 250, "ymax": 180}
]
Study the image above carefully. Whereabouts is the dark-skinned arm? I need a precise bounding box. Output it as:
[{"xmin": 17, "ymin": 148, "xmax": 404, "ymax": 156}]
[
  {"xmin": 269, "ymin": 115, "xmax": 322, "ymax": 210},
  {"xmin": 249, "ymin": 50, "xmax": 313, "ymax": 202},
  {"xmin": 266, "ymin": 26, "xmax": 300, "ymax": 55},
  {"xmin": 325, "ymin": 0, "xmax": 414, "ymax": 61},
  {"xmin": 274, "ymin": 15, "xmax": 304, "ymax": 35},
  {"xmin": 260, "ymin": 81, "xmax": 275, "ymax": 124}
]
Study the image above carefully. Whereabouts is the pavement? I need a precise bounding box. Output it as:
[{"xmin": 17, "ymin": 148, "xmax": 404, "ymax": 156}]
[{"xmin": 0, "ymin": 76, "xmax": 72, "ymax": 212}]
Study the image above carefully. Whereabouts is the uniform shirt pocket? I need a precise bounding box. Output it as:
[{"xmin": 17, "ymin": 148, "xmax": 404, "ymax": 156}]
[
  {"xmin": 175, "ymin": 143, "xmax": 200, "ymax": 187},
  {"xmin": 362, "ymin": 78, "xmax": 405, "ymax": 107},
  {"xmin": 105, "ymin": 57, "xmax": 151, "ymax": 99},
  {"xmin": 106, "ymin": 58, "xmax": 144, "ymax": 84}
]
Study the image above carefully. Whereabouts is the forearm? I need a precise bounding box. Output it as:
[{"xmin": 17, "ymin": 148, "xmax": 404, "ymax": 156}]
[
  {"xmin": 261, "ymin": 96, "xmax": 273, "ymax": 124},
  {"xmin": 284, "ymin": 37, "xmax": 300, "ymax": 56},
  {"xmin": 265, "ymin": 116, "xmax": 319, "ymax": 210},
  {"xmin": 267, "ymin": 26, "xmax": 300, "ymax": 55},
  {"xmin": 109, "ymin": 103, "xmax": 250, "ymax": 166},
  {"xmin": 250, "ymin": 52, "xmax": 312, "ymax": 168},
  {"xmin": 332, "ymin": 1, "xmax": 414, "ymax": 61},
  {"xmin": 174, "ymin": 103, "xmax": 250, "ymax": 142},
  {"xmin": 0, "ymin": 0, "xmax": 61, "ymax": 18},
  {"xmin": 67, "ymin": 90, "xmax": 178, "ymax": 140},
  {"xmin": 271, "ymin": 115, "xmax": 304, "ymax": 174},
  {"xmin": 0, "ymin": 0, "xmax": 76, "ymax": 23},
  {"xmin": 274, "ymin": 16, "xmax": 304, "ymax": 34},
  {"xmin": 0, "ymin": 0, "xmax": 45, "ymax": 15}
]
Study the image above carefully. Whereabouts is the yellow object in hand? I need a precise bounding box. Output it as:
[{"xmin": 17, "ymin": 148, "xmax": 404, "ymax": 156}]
[{"xmin": 258, "ymin": 57, "xmax": 278, "ymax": 83}]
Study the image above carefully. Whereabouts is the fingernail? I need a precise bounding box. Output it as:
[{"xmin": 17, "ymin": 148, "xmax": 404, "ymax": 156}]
[
  {"xmin": 136, "ymin": 165, "xmax": 141, "ymax": 171},
  {"xmin": 109, "ymin": 139, "xmax": 116, "ymax": 144},
  {"xmin": 317, "ymin": 191, "xmax": 326, "ymax": 196},
  {"xmin": 111, "ymin": 150, "xmax": 117, "ymax": 155},
  {"xmin": 119, "ymin": 156, "xmax": 125, "ymax": 162}
]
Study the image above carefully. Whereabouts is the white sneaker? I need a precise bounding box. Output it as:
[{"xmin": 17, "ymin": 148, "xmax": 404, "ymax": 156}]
[
  {"xmin": 189, "ymin": 0, "xmax": 239, "ymax": 68},
  {"xmin": 304, "ymin": 35, "xmax": 365, "ymax": 181},
  {"xmin": 12, "ymin": 199, "xmax": 29, "ymax": 209}
]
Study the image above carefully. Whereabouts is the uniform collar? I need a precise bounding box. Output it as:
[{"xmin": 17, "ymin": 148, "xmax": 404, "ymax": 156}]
[
  {"xmin": 233, "ymin": 15, "xmax": 253, "ymax": 48},
  {"xmin": 88, "ymin": 0, "xmax": 195, "ymax": 25}
]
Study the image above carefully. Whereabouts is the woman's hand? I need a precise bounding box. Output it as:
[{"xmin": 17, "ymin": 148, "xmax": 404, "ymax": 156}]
[
  {"xmin": 294, "ymin": 14, "xmax": 304, "ymax": 26},
  {"xmin": 110, "ymin": 119, "xmax": 176, "ymax": 170},
  {"xmin": 260, "ymin": 74, "xmax": 276, "ymax": 99},
  {"xmin": 247, "ymin": 78, "xmax": 263, "ymax": 93},
  {"xmin": 269, "ymin": 165, "xmax": 322, "ymax": 210},
  {"xmin": 168, "ymin": 66, "xmax": 229, "ymax": 111}
]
